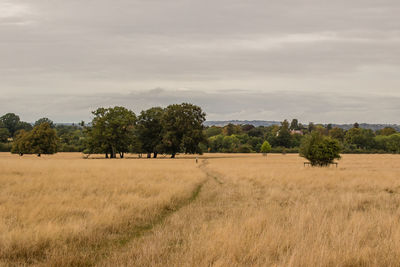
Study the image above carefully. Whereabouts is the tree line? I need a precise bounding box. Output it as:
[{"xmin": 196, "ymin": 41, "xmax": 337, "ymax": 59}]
[
  {"xmin": 1, "ymin": 103, "xmax": 206, "ymax": 158},
  {"xmin": 0, "ymin": 108, "xmax": 399, "ymax": 157}
]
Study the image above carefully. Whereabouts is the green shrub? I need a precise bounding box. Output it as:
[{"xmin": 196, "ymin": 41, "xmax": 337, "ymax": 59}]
[
  {"xmin": 300, "ymin": 131, "xmax": 341, "ymax": 166},
  {"xmin": 238, "ymin": 144, "xmax": 253, "ymax": 153},
  {"xmin": 260, "ymin": 141, "xmax": 271, "ymax": 154}
]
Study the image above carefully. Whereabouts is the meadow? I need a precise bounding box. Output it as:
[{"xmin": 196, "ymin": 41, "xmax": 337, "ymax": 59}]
[{"xmin": 1, "ymin": 153, "xmax": 400, "ymax": 266}]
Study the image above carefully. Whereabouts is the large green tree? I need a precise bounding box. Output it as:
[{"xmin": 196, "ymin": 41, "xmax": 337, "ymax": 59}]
[
  {"xmin": 161, "ymin": 103, "xmax": 206, "ymax": 158},
  {"xmin": 85, "ymin": 106, "xmax": 136, "ymax": 158},
  {"xmin": 11, "ymin": 123, "xmax": 58, "ymax": 156},
  {"xmin": 136, "ymin": 107, "xmax": 164, "ymax": 158}
]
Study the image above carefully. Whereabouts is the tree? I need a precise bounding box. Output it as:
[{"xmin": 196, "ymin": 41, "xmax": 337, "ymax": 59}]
[
  {"xmin": 0, "ymin": 113, "xmax": 20, "ymax": 137},
  {"xmin": 377, "ymin": 127, "xmax": 397, "ymax": 136},
  {"xmin": 308, "ymin": 122, "xmax": 316, "ymax": 133},
  {"xmin": 205, "ymin": 126, "xmax": 222, "ymax": 138},
  {"xmin": 300, "ymin": 131, "xmax": 341, "ymax": 167},
  {"xmin": 242, "ymin": 124, "xmax": 255, "ymax": 132},
  {"xmin": 260, "ymin": 141, "xmax": 272, "ymax": 155},
  {"xmin": 222, "ymin": 135, "xmax": 240, "ymax": 152},
  {"xmin": 345, "ymin": 128, "xmax": 375, "ymax": 150},
  {"xmin": 35, "ymin": 118, "xmax": 54, "ymax": 128},
  {"xmin": 136, "ymin": 107, "xmax": 164, "ymax": 158},
  {"xmin": 161, "ymin": 103, "xmax": 206, "ymax": 158},
  {"xmin": 11, "ymin": 123, "xmax": 58, "ymax": 156},
  {"xmin": 223, "ymin": 123, "xmax": 242, "ymax": 136},
  {"xmin": 16, "ymin": 121, "xmax": 33, "ymax": 133},
  {"xmin": 0, "ymin": 128, "xmax": 10, "ymax": 142},
  {"xmin": 387, "ymin": 134, "xmax": 400, "ymax": 153},
  {"xmin": 329, "ymin": 127, "xmax": 345, "ymax": 141},
  {"xmin": 85, "ymin": 106, "xmax": 136, "ymax": 158},
  {"xmin": 276, "ymin": 120, "xmax": 291, "ymax": 147},
  {"xmin": 290, "ymin": 119, "xmax": 299, "ymax": 130}
]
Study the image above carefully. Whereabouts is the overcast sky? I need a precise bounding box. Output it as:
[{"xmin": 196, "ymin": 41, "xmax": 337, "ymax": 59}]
[{"xmin": 1, "ymin": 0, "xmax": 399, "ymax": 123}]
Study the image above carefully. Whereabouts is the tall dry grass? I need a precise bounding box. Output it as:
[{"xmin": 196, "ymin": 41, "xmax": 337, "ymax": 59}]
[
  {"xmin": 101, "ymin": 154, "xmax": 400, "ymax": 267},
  {"xmin": 0, "ymin": 153, "xmax": 206, "ymax": 266}
]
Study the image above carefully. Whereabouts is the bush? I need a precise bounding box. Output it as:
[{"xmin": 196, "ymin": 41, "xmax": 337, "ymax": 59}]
[
  {"xmin": 300, "ymin": 131, "xmax": 341, "ymax": 166},
  {"xmin": 0, "ymin": 142, "xmax": 12, "ymax": 152},
  {"xmin": 238, "ymin": 144, "xmax": 253, "ymax": 153}
]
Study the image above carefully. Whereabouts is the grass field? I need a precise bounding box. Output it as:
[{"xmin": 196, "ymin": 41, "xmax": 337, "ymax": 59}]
[{"xmin": 1, "ymin": 153, "xmax": 400, "ymax": 266}]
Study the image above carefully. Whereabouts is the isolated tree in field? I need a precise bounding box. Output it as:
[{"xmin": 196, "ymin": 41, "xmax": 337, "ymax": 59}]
[
  {"xmin": 260, "ymin": 140, "xmax": 272, "ymax": 155},
  {"xmin": 161, "ymin": 103, "xmax": 206, "ymax": 158},
  {"xmin": 11, "ymin": 123, "xmax": 58, "ymax": 156},
  {"xmin": 85, "ymin": 106, "xmax": 136, "ymax": 158},
  {"xmin": 34, "ymin": 117, "xmax": 55, "ymax": 128},
  {"xmin": 300, "ymin": 131, "xmax": 341, "ymax": 167},
  {"xmin": 136, "ymin": 107, "xmax": 164, "ymax": 158}
]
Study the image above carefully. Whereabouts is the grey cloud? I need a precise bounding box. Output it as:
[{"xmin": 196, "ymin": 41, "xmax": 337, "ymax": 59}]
[
  {"xmin": 0, "ymin": 89, "xmax": 398, "ymax": 124},
  {"xmin": 1, "ymin": 0, "xmax": 399, "ymax": 122}
]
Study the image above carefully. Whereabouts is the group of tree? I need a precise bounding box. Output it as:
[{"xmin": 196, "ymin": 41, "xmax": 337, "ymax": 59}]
[
  {"xmin": 1, "ymin": 110, "xmax": 399, "ymax": 158},
  {"xmin": 83, "ymin": 103, "xmax": 206, "ymax": 158},
  {"xmin": 205, "ymin": 120, "xmax": 400, "ymax": 154}
]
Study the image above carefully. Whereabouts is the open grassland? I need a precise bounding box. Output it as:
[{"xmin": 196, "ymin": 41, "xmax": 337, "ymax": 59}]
[
  {"xmin": 1, "ymin": 153, "xmax": 400, "ymax": 266},
  {"xmin": 0, "ymin": 153, "xmax": 206, "ymax": 266}
]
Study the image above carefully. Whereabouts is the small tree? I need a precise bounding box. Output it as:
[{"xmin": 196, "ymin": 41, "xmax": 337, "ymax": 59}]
[
  {"xmin": 300, "ymin": 131, "xmax": 341, "ymax": 167},
  {"xmin": 260, "ymin": 141, "xmax": 271, "ymax": 156}
]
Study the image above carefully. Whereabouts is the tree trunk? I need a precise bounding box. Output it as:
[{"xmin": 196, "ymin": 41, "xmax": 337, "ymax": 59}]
[
  {"xmin": 105, "ymin": 153, "xmax": 109, "ymax": 158},
  {"xmin": 110, "ymin": 146, "xmax": 116, "ymax": 158},
  {"xmin": 153, "ymin": 152, "xmax": 158, "ymax": 158},
  {"xmin": 171, "ymin": 153, "xmax": 175, "ymax": 158},
  {"xmin": 147, "ymin": 153, "xmax": 151, "ymax": 158},
  {"xmin": 119, "ymin": 152, "xmax": 124, "ymax": 158}
]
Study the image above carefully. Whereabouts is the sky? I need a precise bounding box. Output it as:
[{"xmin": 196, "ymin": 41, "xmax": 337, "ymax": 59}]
[{"xmin": 0, "ymin": 0, "xmax": 399, "ymax": 123}]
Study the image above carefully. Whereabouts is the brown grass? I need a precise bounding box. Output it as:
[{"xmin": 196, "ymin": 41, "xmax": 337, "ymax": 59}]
[{"xmin": 1, "ymin": 153, "xmax": 400, "ymax": 266}]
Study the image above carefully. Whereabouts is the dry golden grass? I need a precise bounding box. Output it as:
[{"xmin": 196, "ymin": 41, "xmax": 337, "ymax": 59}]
[
  {"xmin": 1, "ymin": 153, "xmax": 400, "ymax": 266},
  {"xmin": 100, "ymin": 154, "xmax": 400, "ymax": 267},
  {"xmin": 0, "ymin": 153, "xmax": 206, "ymax": 266}
]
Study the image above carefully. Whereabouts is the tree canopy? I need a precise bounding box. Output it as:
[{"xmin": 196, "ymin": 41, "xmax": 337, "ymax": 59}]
[
  {"xmin": 11, "ymin": 123, "xmax": 58, "ymax": 156},
  {"xmin": 300, "ymin": 131, "xmax": 341, "ymax": 167},
  {"xmin": 161, "ymin": 103, "xmax": 206, "ymax": 158},
  {"xmin": 85, "ymin": 106, "xmax": 136, "ymax": 158},
  {"xmin": 136, "ymin": 107, "xmax": 164, "ymax": 158}
]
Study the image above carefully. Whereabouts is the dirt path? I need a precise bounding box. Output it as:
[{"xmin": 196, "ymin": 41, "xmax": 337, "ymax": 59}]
[{"xmin": 98, "ymin": 158, "xmax": 264, "ymax": 266}]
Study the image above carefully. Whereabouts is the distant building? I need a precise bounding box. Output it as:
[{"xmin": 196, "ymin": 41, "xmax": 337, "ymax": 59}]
[{"xmin": 290, "ymin": 130, "xmax": 303, "ymax": 135}]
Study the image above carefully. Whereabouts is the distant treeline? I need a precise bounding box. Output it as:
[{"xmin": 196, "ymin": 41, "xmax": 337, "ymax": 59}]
[
  {"xmin": 204, "ymin": 120, "xmax": 400, "ymax": 132},
  {"xmin": 1, "ymin": 106, "xmax": 399, "ymax": 156}
]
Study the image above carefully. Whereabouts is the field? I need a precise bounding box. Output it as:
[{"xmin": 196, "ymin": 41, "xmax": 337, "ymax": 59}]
[{"xmin": 1, "ymin": 153, "xmax": 400, "ymax": 266}]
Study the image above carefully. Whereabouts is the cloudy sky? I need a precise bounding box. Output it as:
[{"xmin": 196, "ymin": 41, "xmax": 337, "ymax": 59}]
[{"xmin": 1, "ymin": 0, "xmax": 399, "ymax": 123}]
